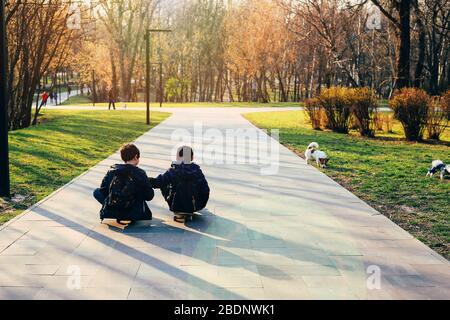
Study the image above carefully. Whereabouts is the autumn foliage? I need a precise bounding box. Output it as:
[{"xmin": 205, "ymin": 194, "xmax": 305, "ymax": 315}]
[{"xmin": 390, "ymin": 88, "xmax": 430, "ymax": 141}]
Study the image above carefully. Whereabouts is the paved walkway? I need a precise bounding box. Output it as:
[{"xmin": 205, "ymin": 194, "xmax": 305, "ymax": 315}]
[
  {"xmin": 0, "ymin": 108, "xmax": 449, "ymax": 300},
  {"xmin": 46, "ymin": 90, "xmax": 79, "ymax": 106}
]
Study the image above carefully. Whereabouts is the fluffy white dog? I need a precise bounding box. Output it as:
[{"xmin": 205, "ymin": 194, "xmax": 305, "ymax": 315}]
[
  {"xmin": 305, "ymin": 142, "xmax": 329, "ymax": 168},
  {"xmin": 427, "ymin": 160, "xmax": 450, "ymax": 181}
]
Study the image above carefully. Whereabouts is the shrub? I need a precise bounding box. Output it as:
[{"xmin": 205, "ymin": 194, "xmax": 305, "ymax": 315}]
[
  {"xmin": 374, "ymin": 113, "xmax": 393, "ymax": 133},
  {"xmin": 319, "ymin": 108, "xmax": 328, "ymax": 129},
  {"xmin": 374, "ymin": 113, "xmax": 383, "ymax": 131},
  {"xmin": 427, "ymin": 92, "xmax": 450, "ymax": 140},
  {"xmin": 304, "ymin": 98, "xmax": 322, "ymax": 130},
  {"xmin": 389, "ymin": 88, "xmax": 430, "ymax": 141},
  {"xmin": 349, "ymin": 88, "xmax": 378, "ymax": 137},
  {"xmin": 441, "ymin": 90, "xmax": 450, "ymax": 121},
  {"xmin": 383, "ymin": 113, "xmax": 394, "ymax": 133},
  {"xmin": 349, "ymin": 115, "xmax": 359, "ymax": 131},
  {"xmin": 318, "ymin": 87, "xmax": 352, "ymax": 134}
]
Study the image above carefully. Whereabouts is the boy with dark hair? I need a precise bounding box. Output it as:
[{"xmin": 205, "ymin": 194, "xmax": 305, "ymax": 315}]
[
  {"xmin": 93, "ymin": 144, "xmax": 154, "ymax": 224},
  {"xmin": 150, "ymin": 146, "xmax": 210, "ymax": 222}
]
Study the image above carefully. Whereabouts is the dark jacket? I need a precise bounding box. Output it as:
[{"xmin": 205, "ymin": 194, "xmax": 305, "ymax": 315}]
[
  {"xmin": 98, "ymin": 164, "xmax": 154, "ymax": 221},
  {"xmin": 150, "ymin": 162, "xmax": 210, "ymax": 213}
]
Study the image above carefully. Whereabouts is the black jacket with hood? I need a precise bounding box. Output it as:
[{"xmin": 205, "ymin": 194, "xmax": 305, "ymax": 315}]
[
  {"xmin": 98, "ymin": 164, "xmax": 154, "ymax": 221},
  {"xmin": 150, "ymin": 162, "xmax": 209, "ymax": 213}
]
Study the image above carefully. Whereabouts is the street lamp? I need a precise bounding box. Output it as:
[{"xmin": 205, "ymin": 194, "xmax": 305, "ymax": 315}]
[
  {"xmin": 149, "ymin": 62, "xmax": 163, "ymax": 107},
  {"xmin": 145, "ymin": 29, "xmax": 171, "ymax": 125},
  {"xmin": 92, "ymin": 69, "xmax": 96, "ymax": 107},
  {"xmin": 0, "ymin": 0, "xmax": 10, "ymax": 197},
  {"xmin": 159, "ymin": 62, "xmax": 163, "ymax": 108}
]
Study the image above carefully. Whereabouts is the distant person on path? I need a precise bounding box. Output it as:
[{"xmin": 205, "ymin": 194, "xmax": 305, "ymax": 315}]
[
  {"xmin": 67, "ymin": 85, "xmax": 72, "ymax": 98},
  {"xmin": 49, "ymin": 91, "xmax": 55, "ymax": 104},
  {"xmin": 40, "ymin": 91, "xmax": 49, "ymax": 108},
  {"xmin": 150, "ymin": 146, "xmax": 210, "ymax": 222},
  {"xmin": 108, "ymin": 88, "xmax": 116, "ymax": 110},
  {"xmin": 93, "ymin": 144, "xmax": 154, "ymax": 225},
  {"xmin": 53, "ymin": 91, "xmax": 58, "ymax": 104}
]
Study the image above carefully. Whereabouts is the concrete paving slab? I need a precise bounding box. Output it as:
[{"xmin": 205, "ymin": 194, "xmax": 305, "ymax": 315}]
[{"xmin": 0, "ymin": 107, "xmax": 449, "ymax": 299}]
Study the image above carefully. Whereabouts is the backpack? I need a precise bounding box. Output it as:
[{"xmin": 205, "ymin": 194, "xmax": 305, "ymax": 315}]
[
  {"xmin": 165, "ymin": 175, "xmax": 208, "ymax": 214},
  {"xmin": 106, "ymin": 171, "xmax": 138, "ymax": 213}
]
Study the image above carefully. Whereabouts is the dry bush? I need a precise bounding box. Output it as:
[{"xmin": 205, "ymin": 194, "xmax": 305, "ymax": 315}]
[
  {"xmin": 383, "ymin": 113, "xmax": 394, "ymax": 133},
  {"xmin": 304, "ymin": 98, "xmax": 322, "ymax": 130},
  {"xmin": 317, "ymin": 87, "xmax": 352, "ymax": 134},
  {"xmin": 349, "ymin": 88, "xmax": 378, "ymax": 137},
  {"xmin": 389, "ymin": 88, "xmax": 430, "ymax": 141},
  {"xmin": 440, "ymin": 90, "xmax": 450, "ymax": 121},
  {"xmin": 374, "ymin": 113, "xmax": 393, "ymax": 133},
  {"xmin": 374, "ymin": 113, "xmax": 384, "ymax": 131},
  {"xmin": 319, "ymin": 108, "xmax": 328, "ymax": 129},
  {"xmin": 427, "ymin": 92, "xmax": 450, "ymax": 140},
  {"xmin": 349, "ymin": 115, "xmax": 359, "ymax": 130}
]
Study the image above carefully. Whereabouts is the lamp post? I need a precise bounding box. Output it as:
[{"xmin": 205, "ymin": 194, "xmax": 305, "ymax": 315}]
[
  {"xmin": 159, "ymin": 62, "xmax": 163, "ymax": 108},
  {"xmin": 149, "ymin": 62, "xmax": 163, "ymax": 107},
  {"xmin": 145, "ymin": 29, "xmax": 171, "ymax": 125},
  {"xmin": 0, "ymin": 0, "xmax": 10, "ymax": 197},
  {"xmin": 58, "ymin": 70, "xmax": 62, "ymax": 105},
  {"xmin": 92, "ymin": 69, "xmax": 96, "ymax": 107}
]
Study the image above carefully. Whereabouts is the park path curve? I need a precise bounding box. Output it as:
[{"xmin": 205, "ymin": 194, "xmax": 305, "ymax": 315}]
[
  {"xmin": 0, "ymin": 108, "xmax": 449, "ymax": 300},
  {"xmin": 45, "ymin": 90, "xmax": 78, "ymax": 106}
]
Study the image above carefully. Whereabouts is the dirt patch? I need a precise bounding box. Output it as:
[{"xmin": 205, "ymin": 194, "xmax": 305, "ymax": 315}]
[
  {"xmin": 0, "ymin": 198, "xmax": 15, "ymax": 216},
  {"xmin": 399, "ymin": 205, "xmax": 416, "ymax": 214},
  {"xmin": 11, "ymin": 194, "xmax": 27, "ymax": 203},
  {"xmin": 36, "ymin": 116, "xmax": 49, "ymax": 125}
]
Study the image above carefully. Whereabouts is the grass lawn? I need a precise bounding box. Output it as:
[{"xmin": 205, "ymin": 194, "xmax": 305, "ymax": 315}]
[
  {"xmin": 62, "ymin": 101, "xmax": 302, "ymax": 108},
  {"xmin": 0, "ymin": 109, "xmax": 171, "ymax": 225},
  {"xmin": 244, "ymin": 110, "xmax": 450, "ymax": 259},
  {"xmin": 61, "ymin": 94, "xmax": 92, "ymax": 105}
]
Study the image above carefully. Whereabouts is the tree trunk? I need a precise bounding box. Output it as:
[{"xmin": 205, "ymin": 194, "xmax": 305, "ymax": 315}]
[
  {"xmin": 277, "ymin": 69, "xmax": 287, "ymax": 102},
  {"xmin": 395, "ymin": 0, "xmax": 411, "ymax": 89},
  {"xmin": 110, "ymin": 50, "xmax": 118, "ymax": 98},
  {"xmin": 413, "ymin": 12, "xmax": 425, "ymax": 88}
]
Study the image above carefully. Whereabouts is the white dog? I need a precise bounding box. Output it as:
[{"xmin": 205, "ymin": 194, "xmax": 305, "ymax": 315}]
[
  {"xmin": 305, "ymin": 142, "xmax": 329, "ymax": 168},
  {"xmin": 427, "ymin": 160, "xmax": 450, "ymax": 181}
]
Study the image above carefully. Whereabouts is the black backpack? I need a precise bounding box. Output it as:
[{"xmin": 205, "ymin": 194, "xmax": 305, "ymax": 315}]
[
  {"xmin": 165, "ymin": 176, "xmax": 208, "ymax": 214},
  {"xmin": 106, "ymin": 171, "xmax": 138, "ymax": 213}
]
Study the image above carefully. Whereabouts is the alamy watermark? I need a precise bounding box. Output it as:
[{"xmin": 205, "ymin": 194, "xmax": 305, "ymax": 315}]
[
  {"xmin": 66, "ymin": 265, "xmax": 82, "ymax": 290},
  {"xmin": 366, "ymin": 265, "xmax": 381, "ymax": 290},
  {"xmin": 366, "ymin": 5, "xmax": 382, "ymax": 30},
  {"xmin": 67, "ymin": 3, "xmax": 81, "ymax": 30},
  {"xmin": 171, "ymin": 121, "xmax": 280, "ymax": 175}
]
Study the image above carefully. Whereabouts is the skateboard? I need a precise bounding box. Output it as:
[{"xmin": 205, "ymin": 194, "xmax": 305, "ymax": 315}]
[
  {"xmin": 173, "ymin": 212, "xmax": 194, "ymax": 223},
  {"xmin": 101, "ymin": 219, "xmax": 135, "ymax": 226}
]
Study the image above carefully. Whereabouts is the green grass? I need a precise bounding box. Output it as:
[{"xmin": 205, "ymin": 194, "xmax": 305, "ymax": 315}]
[
  {"xmin": 1, "ymin": 109, "xmax": 171, "ymax": 225},
  {"xmin": 379, "ymin": 99, "xmax": 389, "ymax": 108},
  {"xmin": 62, "ymin": 101, "xmax": 302, "ymax": 108},
  {"xmin": 61, "ymin": 94, "xmax": 92, "ymax": 105},
  {"xmin": 244, "ymin": 111, "xmax": 450, "ymax": 259}
]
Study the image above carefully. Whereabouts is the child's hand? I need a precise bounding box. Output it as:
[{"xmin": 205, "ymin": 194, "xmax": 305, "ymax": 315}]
[{"xmin": 149, "ymin": 177, "xmax": 157, "ymax": 185}]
